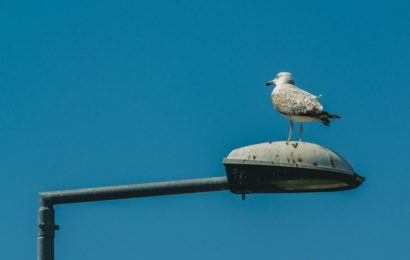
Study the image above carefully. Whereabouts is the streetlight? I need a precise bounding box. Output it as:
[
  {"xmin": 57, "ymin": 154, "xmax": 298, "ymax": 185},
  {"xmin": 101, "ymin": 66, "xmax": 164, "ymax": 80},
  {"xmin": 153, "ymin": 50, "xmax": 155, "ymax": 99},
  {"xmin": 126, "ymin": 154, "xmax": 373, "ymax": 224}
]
[
  {"xmin": 37, "ymin": 141, "xmax": 364, "ymax": 260},
  {"xmin": 225, "ymin": 141, "xmax": 364, "ymax": 196}
]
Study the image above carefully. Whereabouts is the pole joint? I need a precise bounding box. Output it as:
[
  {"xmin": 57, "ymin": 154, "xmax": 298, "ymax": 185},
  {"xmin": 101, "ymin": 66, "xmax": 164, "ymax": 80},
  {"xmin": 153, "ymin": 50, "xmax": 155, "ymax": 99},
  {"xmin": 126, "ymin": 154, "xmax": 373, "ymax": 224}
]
[
  {"xmin": 37, "ymin": 197, "xmax": 57, "ymax": 260},
  {"xmin": 38, "ymin": 202, "xmax": 58, "ymax": 237}
]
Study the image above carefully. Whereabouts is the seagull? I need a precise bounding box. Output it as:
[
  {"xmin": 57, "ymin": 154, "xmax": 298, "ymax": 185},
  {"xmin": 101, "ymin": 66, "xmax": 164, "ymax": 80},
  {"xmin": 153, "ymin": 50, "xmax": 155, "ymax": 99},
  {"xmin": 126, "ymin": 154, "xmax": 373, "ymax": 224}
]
[{"xmin": 265, "ymin": 72, "xmax": 340, "ymax": 142}]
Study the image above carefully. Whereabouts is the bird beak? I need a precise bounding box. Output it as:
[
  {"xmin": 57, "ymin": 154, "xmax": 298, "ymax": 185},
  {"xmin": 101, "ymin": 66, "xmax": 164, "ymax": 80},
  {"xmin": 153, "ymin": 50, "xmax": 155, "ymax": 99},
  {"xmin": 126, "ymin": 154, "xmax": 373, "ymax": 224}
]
[{"xmin": 265, "ymin": 80, "xmax": 275, "ymax": 86}]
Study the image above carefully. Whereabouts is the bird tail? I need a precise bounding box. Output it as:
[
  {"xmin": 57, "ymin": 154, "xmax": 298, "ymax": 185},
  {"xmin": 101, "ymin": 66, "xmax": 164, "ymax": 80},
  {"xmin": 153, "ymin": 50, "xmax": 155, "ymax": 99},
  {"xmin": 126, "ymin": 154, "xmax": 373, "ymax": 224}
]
[{"xmin": 320, "ymin": 112, "xmax": 341, "ymax": 126}]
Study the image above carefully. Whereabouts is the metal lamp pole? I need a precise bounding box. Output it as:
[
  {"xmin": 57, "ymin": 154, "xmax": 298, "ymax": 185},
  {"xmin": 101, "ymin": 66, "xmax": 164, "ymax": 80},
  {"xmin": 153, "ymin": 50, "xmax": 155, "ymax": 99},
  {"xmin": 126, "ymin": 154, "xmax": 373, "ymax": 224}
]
[
  {"xmin": 37, "ymin": 176, "xmax": 228, "ymax": 260},
  {"xmin": 37, "ymin": 141, "xmax": 365, "ymax": 259}
]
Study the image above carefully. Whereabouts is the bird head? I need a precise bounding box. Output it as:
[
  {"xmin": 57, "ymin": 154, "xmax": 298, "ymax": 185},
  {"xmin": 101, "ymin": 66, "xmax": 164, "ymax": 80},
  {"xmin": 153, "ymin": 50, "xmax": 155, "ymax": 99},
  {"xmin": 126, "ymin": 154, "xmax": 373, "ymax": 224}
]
[{"xmin": 266, "ymin": 72, "xmax": 294, "ymax": 86}]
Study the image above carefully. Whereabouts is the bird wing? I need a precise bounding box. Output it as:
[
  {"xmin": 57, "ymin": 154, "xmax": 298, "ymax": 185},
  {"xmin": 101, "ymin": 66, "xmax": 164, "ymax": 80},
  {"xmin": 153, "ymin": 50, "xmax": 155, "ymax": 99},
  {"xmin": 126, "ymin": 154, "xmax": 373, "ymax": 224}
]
[{"xmin": 272, "ymin": 84, "xmax": 323, "ymax": 116}]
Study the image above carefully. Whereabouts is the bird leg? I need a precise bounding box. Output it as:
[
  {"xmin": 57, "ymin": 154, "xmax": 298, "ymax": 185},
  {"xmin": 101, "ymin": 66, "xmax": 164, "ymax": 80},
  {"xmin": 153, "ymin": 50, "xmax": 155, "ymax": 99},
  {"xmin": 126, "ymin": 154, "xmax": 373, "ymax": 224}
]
[
  {"xmin": 287, "ymin": 120, "xmax": 294, "ymax": 142},
  {"xmin": 299, "ymin": 123, "xmax": 303, "ymax": 142}
]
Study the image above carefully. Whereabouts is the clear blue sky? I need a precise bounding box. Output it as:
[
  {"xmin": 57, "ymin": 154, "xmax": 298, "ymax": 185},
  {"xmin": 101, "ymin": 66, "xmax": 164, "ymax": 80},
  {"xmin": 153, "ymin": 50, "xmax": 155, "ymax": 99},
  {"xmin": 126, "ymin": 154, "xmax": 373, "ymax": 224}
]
[{"xmin": 1, "ymin": 1, "xmax": 409, "ymax": 259}]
